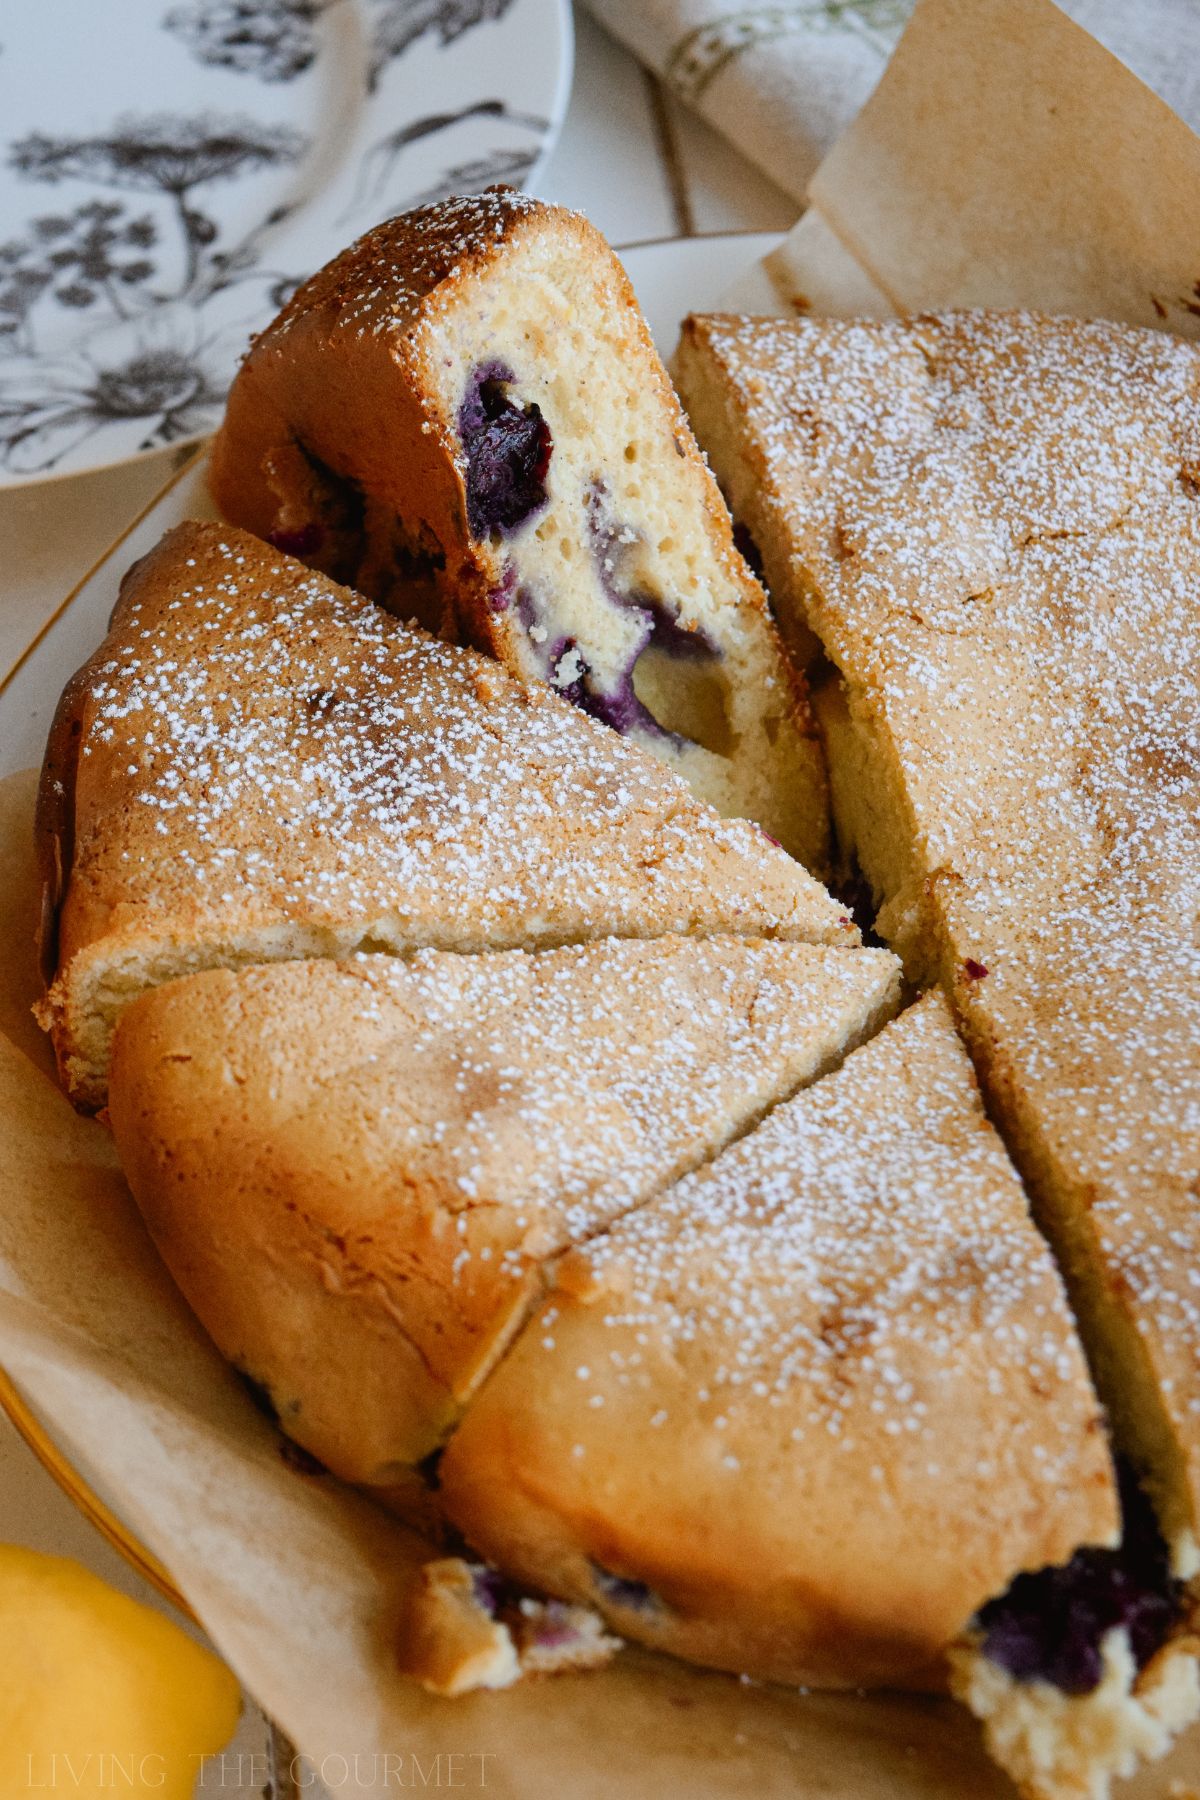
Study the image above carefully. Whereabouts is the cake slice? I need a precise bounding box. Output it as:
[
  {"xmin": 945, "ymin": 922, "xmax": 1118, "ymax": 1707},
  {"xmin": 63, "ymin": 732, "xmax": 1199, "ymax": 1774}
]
[
  {"xmin": 675, "ymin": 308, "xmax": 1200, "ymax": 1795},
  {"xmin": 107, "ymin": 938, "xmax": 899, "ymax": 1477},
  {"xmin": 207, "ymin": 189, "xmax": 828, "ymax": 868},
  {"xmin": 438, "ymin": 997, "xmax": 1184, "ymax": 1739},
  {"xmin": 37, "ymin": 521, "xmax": 853, "ymax": 1111}
]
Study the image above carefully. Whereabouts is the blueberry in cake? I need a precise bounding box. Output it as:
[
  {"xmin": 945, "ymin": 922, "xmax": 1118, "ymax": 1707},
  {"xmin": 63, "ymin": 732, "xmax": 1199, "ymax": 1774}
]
[
  {"xmin": 950, "ymin": 1459, "xmax": 1194, "ymax": 1798},
  {"xmin": 208, "ymin": 189, "xmax": 828, "ymax": 868},
  {"xmin": 106, "ymin": 938, "xmax": 898, "ymax": 1475},
  {"xmin": 675, "ymin": 306, "xmax": 1200, "ymax": 1797},
  {"xmin": 37, "ymin": 522, "xmax": 851, "ymax": 1111}
]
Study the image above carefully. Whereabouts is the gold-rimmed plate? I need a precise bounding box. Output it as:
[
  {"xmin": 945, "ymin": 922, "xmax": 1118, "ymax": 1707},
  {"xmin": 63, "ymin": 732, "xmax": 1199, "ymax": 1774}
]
[{"xmin": 0, "ymin": 1366, "xmax": 188, "ymax": 1614}]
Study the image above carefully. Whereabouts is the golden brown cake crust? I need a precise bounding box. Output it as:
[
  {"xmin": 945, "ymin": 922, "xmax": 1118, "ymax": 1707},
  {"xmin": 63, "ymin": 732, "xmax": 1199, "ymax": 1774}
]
[
  {"xmin": 107, "ymin": 937, "xmax": 898, "ymax": 1477},
  {"xmin": 675, "ymin": 307, "xmax": 1200, "ymax": 1548},
  {"xmin": 36, "ymin": 519, "xmax": 852, "ymax": 1109},
  {"xmin": 439, "ymin": 994, "xmax": 1117, "ymax": 1691}
]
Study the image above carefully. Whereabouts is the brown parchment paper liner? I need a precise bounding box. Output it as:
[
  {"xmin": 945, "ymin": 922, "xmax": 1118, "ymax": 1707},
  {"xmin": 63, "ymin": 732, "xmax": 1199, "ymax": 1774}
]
[
  {"xmin": 5, "ymin": 0, "xmax": 1200, "ymax": 1785},
  {"xmin": 726, "ymin": 0, "xmax": 1200, "ymax": 333}
]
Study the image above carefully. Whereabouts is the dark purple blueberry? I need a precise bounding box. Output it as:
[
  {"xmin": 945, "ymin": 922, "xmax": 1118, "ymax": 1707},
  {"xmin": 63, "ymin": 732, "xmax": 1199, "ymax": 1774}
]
[
  {"xmin": 279, "ymin": 1438, "xmax": 326, "ymax": 1477},
  {"xmin": 578, "ymin": 680, "xmax": 653, "ymax": 738},
  {"xmin": 732, "ymin": 520, "xmax": 765, "ymax": 580},
  {"xmin": 468, "ymin": 1564, "xmax": 507, "ymax": 1617},
  {"xmin": 514, "ymin": 588, "xmax": 603, "ymax": 716},
  {"xmin": 590, "ymin": 1563, "xmax": 661, "ymax": 1613},
  {"xmin": 488, "ymin": 564, "xmax": 517, "ymax": 613},
  {"xmin": 268, "ymin": 521, "xmax": 325, "ymax": 558},
  {"xmin": 976, "ymin": 1461, "xmax": 1181, "ymax": 1695},
  {"xmin": 235, "ymin": 1368, "xmax": 281, "ymax": 1426},
  {"xmin": 637, "ymin": 591, "xmax": 720, "ymax": 663},
  {"xmin": 546, "ymin": 635, "xmax": 591, "ymax": 710},
  {"xmin": 459, "ymin": 362, "xmax": 552, "ymax": 538}
]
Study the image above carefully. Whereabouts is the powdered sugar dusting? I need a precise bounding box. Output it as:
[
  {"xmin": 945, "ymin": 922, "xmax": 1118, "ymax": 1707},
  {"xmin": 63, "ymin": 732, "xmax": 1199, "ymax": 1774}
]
[
  {"xmin": 441, "ymin": 995, "xmax": 1116, "ymax": 1659},
  {"xmin": 155, "ymin": 937, "xmax": 896, "ymax": 1322},
  {"xmin": 255, "ymin": 188, "xmax": 566, "ymax": 347},
  {"xmin": 63, "ymin": 521, "xmax": 843, "ymax": 955},
  {"xmin": 570, "ymin": 994, "xmax": 1098, "ymax": 1492},
  {"xmin": 689, "ymin": 309, "xmax": 1200, "ymax": 1497},
  {"xmin": 362, "ymin": 936, "xmax": 892, "ymax": 1253}
]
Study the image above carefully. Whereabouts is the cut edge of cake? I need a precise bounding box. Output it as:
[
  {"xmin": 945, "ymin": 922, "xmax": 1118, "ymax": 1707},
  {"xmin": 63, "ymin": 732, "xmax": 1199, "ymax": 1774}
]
[{"xmin": 208, "ymin": 190, "xmax": 830, "ymax": 869}]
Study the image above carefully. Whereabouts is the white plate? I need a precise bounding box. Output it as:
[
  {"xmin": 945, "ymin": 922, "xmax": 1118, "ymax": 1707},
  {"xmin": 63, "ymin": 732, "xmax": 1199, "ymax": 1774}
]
[
  {"xmin": 0, "ymin": 230, "xmax": 779, "ymax": 777},
  {"xmin": 0, "ymin": 0, "xmax": 572, "ymax": 487}
]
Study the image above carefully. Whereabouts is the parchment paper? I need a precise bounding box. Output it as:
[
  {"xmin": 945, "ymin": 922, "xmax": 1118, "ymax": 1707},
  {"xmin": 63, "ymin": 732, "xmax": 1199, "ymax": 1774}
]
[
  {"xmin": 5, "ymin": 0, "xmax": 1200, "ymax": 1790},
  {"xmin": 730, "ymin": 0, "xmax": 1200, "ymax": 333}
]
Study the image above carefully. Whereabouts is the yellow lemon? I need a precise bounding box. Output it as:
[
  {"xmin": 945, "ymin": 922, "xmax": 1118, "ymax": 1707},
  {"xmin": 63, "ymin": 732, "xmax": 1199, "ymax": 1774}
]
[{"xmin": 0, "ymin": 1544, "xmax": 240, "ymax": 1800}]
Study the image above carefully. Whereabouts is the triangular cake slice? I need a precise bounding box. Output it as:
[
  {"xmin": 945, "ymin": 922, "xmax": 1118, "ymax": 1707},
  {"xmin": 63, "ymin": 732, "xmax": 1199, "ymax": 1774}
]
[
  {"xmin": 208, "ymin": 190, "xmax": 828, "ymax": 867},
  {"xmin": 107, "ymin": 936, "xmax": 899, "ymax": 1477},
  {"xmin": 37, "ymin": 521, "xmax": 853, "ymax": 1109},
  {"xmin": 675, "ymin": 309, "xmax": 1200, "ymax": 1797},
  {"xmin": 440, "ymin": 996, "xmax": 1198, "ymax": 1795}
]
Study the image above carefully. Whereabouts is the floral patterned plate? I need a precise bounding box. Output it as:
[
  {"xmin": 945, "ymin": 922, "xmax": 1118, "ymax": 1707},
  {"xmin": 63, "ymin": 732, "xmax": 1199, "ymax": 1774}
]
[{"xmin": 0, "ymin": 0, "xmax": 572, "ymax": 486}]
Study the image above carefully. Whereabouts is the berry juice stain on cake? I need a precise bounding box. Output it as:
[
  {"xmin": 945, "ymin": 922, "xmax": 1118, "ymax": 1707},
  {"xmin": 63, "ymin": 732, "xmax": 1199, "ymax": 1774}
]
[
  {"xmin": 580, "ymin": 484, "xmax": 726, "ymax": 747},
  {"xmin": 488, "ymin": 478, "xmax": 726, "ymax": 751},
  {"xmin": 459, "ymin": 363, "xmax": 552, "ymax": 538}
]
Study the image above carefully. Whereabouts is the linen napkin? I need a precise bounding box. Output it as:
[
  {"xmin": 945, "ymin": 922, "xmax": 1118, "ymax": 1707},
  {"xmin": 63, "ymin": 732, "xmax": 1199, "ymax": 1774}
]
[{"xmin": 584, "ymin": 0, "xmax": 1200, "ymax": 205}]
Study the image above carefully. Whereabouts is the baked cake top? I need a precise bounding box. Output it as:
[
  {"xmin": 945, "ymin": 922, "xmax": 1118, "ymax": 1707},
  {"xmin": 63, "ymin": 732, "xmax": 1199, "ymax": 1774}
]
[
  {"xmin": 40, "ymin": 520, "xmax": 849, "ymax": 984},
  {"xmin": 679, "ymin": 307, "xmax": 1200, "ymax": 1533},
  {"xmin": 247, "ymin": 187, "xmax": 580, "ymax": 349},
  {"xmin": 682, "ymin": 309, "xmax": 1200, "ymax": 909},
  {"xmin": 563, "ymin": 992, "xmax": 1106, "ymax": 1497},
  {"xmin": 108, "ymin": 936, "xmax": 898, "ymax": 1472}
]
